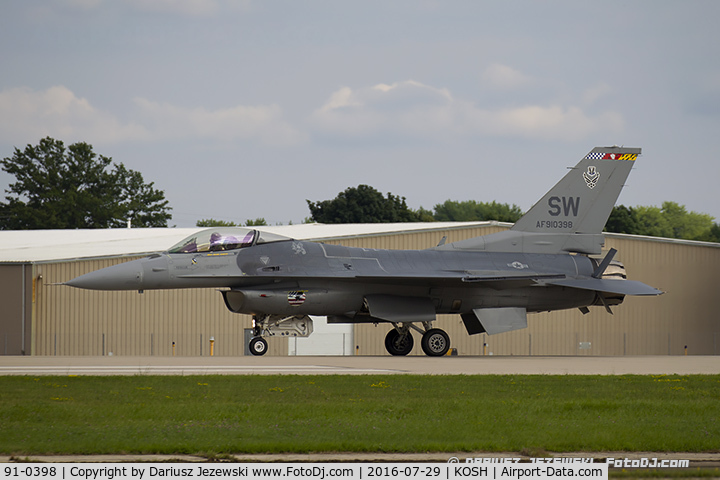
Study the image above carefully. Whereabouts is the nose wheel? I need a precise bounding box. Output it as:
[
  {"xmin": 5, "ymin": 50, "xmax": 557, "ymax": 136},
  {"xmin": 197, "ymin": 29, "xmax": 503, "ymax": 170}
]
[{"xmin": 249, "ymin": 337, "xmax": 268, "ymax": 356}]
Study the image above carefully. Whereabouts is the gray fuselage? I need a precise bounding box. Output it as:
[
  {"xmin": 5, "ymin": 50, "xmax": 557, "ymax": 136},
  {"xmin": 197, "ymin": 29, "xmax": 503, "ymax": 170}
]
[{"xmin": 77, "ymin": 239, "xmax": 599, "ymax": 321}]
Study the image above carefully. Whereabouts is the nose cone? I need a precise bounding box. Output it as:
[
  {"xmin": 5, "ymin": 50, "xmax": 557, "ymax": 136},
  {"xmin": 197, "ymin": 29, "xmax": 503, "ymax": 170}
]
[{"xmin": 66, "ymin": 259, "xmax": 144, "ymax": 290}]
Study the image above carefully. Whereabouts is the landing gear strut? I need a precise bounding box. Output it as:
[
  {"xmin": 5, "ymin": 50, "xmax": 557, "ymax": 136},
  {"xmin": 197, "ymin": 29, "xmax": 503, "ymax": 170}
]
[
  {"xmin": 385, "ymin": 326, "xmax": 414, "ymax": 356},
  {"xmin": 384, "ymin": 322, "xmax": 450, "ymax": 357}
]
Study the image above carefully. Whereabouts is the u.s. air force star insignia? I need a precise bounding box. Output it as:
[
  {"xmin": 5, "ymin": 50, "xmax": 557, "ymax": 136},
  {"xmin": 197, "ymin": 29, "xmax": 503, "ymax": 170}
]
[
  {"xmin": 292, "ymin": 242, "xmax": 306, "ymax": 255},
  {"xmin": 508, "ymin": 261, "xmax": 528, "ymax": 270},
  {"xmin": 583, "ymin": 166, "xmax": 600, "ymax": 189}
]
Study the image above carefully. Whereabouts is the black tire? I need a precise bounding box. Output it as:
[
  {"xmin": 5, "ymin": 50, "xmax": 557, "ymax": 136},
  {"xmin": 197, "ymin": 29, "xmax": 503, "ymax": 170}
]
[
  {"xmin": 249, "ymin": 337, "xmax": 268, "ymax": 356},
  {"xmin": 384, "ymin": 329, "xmax": 414, "ymax": 356},
  {"xmin": 421, "ymin": 328, "xmax": 450, "ymax": 356}
]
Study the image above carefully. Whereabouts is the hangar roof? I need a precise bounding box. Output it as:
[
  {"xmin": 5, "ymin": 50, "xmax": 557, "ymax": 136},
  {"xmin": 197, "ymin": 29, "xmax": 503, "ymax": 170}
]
[
  {"xmin": 0, "ymin": 222, "xmax": 499, "ymax": 263},
  {"xmin": 2, "ymin": 222, "xmax": 718, "ymax": 264}
]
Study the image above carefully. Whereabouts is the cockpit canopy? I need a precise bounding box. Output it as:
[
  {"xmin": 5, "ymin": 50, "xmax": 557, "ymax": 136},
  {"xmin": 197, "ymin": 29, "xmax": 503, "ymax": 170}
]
[{"xmin": 168, "ymin": 228, "xmax": 291, "ymax": 253}]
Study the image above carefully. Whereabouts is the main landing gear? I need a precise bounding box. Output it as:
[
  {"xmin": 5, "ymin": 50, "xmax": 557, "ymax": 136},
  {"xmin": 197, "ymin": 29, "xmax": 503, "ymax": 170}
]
[{"xmin": 385, "ymin": 322, "xmax": 450, "ymax": 357}]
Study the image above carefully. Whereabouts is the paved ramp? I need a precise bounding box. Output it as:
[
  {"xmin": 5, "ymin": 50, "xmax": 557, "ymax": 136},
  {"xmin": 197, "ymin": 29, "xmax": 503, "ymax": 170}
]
[{"xmin": 1, "ymin": 355, "xmax": 719, "ymax": 375}]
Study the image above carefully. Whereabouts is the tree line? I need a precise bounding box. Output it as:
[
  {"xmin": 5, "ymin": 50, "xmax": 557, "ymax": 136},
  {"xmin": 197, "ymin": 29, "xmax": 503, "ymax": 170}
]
[
  {"xmin": 0, "ymin": 137, "xmax": 170, "ymax": 229},
  {"xmin": 2, "ymin": 138, "xmax": 718, "ymax": 243},
  {"xmin": 306, "ymin": 185, "xmax": 720, "ymax": 243}
]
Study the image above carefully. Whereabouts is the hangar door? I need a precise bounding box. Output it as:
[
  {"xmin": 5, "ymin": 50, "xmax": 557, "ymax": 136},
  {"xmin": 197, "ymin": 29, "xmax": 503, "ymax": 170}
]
[{"xmin": 288, "ymin": 316, "xmax": 354, "ymax": 355}]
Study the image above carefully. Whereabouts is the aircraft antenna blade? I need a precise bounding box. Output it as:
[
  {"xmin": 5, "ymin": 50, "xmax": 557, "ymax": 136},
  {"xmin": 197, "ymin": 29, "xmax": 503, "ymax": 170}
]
[
  {"xmin": 597, "ymin": 293, "xmax": 614, "ymax": 315},
  {"xmin": 592, "ymin": 248, "xmax": 617, "ymax": 279}
]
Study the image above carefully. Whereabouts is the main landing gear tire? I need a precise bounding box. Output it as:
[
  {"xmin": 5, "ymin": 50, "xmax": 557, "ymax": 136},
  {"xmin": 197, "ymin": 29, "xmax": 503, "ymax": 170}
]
[
  {"xmin": 249, "ymin": 337, "xmax": 268, "ymax": 356},
  {"xmin": 421, "ymin": 328, "xmax": 450, "ymax": 357},
  {"xmin": 385, "ymin": 329, "xmax": 414, "ymax": 356}
]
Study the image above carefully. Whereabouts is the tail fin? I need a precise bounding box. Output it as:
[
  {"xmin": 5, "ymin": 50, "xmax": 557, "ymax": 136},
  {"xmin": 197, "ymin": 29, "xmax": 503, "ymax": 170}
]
[
  {"xmin": 438, "ymin": 146, "xmax": 641, "ymax": 255},
  {"xmin": 511, "ymin": 146, "xmax": 640, "ymax": 235}
]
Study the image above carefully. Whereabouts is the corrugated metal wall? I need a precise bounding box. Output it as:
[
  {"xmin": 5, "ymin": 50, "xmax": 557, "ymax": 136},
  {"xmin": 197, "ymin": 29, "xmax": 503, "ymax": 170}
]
[
  {"xmin": 34, "ymin": 258, "xmax": 287, "ymax": 356},
  {"xmin": 0, "ymin": 264, "xmax": 32, "ymax": 355},
  {"xmin": 29, "ymin": 225, "xmax": 720, "ymax": 356},
  {"xmin": 321, "ymin": 229, "xmax": 720, "ymax": 356}
]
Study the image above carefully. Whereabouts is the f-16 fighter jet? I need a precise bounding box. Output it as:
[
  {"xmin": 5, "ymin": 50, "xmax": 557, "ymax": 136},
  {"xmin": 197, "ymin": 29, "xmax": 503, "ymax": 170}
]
[{"xmin": 67, "ymin": 147, "xmax": 662, "ymax": 356}]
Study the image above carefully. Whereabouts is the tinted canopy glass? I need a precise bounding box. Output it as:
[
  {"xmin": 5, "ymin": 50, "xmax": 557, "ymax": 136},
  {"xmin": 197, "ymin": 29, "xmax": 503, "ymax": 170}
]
[
  {"xmin": 168, "ymin": 228, "xmax": 257, "ymax": 253},
  {"xmin": 169, "ymin": 228, "xmax": 292, "ymax": 253}
]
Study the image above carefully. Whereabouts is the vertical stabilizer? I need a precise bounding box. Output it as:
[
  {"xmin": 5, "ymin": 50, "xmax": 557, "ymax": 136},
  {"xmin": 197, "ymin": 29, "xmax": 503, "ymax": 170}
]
[
  {"xmin": 512, "ymin": 146, "xmax": 640, "ymax": 235},
  {"xmin": 437, "ymin": 146, "xmax": 641, "ymax": 254}
]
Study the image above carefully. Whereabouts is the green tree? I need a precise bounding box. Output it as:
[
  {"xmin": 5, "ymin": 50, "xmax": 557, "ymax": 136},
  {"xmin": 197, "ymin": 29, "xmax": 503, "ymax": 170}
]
[
  {"xmin": 415, "ymin": 206, "xmax": 435, "ymax": 222},
  {"xmin": 0, "ymin": 137, "xmax": 171, "ymax": 229},
  {"xmin": 307, "ymin": 185, "xmax": 421, "ymax": 223},
  {"xmin": 245, "ymin": 218, "xmax": 267, "ymax": 226},
  {"xmin": 605, "ymin": 205, "xmax": 639, "ymax": 234},
  {"xmin": 701, "ymin": 223, "xmax": 720, "ymax": 243},
  {"xmin": 660, "ymin": 201, "xmax": 714, "ymax": 240},
  {"xmin": 196, "ymin": 219, "xmax": 238, "ymax": 227},
  {"xmin": 605, "ymin": 202, "xmax": 717, "ymax": 242},
  {"xmin": 432, "ymin": 200, "xmax": 523, "ymax": 223},
  {"xmin": 196, "ymin": 218, "xmax": 267, "ymax": 227},
  {"xmin": 632, "ymin": 206, "xmax": 673, "ymax": 238}
]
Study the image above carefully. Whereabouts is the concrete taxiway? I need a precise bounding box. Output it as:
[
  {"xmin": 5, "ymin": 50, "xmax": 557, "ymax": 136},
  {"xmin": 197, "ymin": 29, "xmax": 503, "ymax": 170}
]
[{"xmin": 1, "ymin": 355, "xmax": 719, "ymax": 376}]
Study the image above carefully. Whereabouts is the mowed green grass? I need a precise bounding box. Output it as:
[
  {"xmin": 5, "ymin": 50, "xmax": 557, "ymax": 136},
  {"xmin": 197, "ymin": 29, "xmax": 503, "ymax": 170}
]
[{"xmin": 0, "ymin": 374, "xmax": 718, "ymax": 455}]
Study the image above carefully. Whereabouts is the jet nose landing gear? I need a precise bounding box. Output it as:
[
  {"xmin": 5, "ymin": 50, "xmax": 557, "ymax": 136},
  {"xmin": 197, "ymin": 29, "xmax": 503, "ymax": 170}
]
[
  {"xmin": 248, "ymin": 314, "xmax": 314, "ymax": 356},
  {"xmin": 249, "ymin": 337, "xmax": 268, "ymax": 356}
]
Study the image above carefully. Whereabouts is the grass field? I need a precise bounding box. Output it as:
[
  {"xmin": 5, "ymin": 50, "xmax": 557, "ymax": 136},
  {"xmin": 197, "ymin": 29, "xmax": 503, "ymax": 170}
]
[{"xmin": 0, "ymin": 374, "xmax": 718, "ymax": 455}]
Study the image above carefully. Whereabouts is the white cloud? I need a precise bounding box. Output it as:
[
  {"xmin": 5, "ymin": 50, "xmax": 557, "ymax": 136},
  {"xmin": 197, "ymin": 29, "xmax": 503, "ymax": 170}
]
[
  {"xmin": 133, "ymin": 98, "xmax": 305, "ymax": 146},
  {"xmin": 122, "ymin": 0, "xmax": 221, "ymax": 16},
  {"xmin": 469, "ymin": 105, "xmax": 624, "ymax": 140},
  {"xmin": 481, "ymin": 64, "xmax": 533, "ymax": 90},
  {"xmin": 318, "ymin": 87, "xmax": 363, "ymax": 113},
  {"xmin": 581, "ymin": 83, "xmax": 613, "ymax": 106},
  {"xmin": 312, "ymin": 80, "xmax": 456, "ymax": 138},
  {"xmin": 311, "ymin": 80, "xmax": 624, "ymax": 142},
  {"xmin": 322, "ymin": 80, "xmax": 453, "ymax": 111},
  {"xmin": 61, "ymin": 0, "xmax": 104, "ymax": 9},
  {"xmin": 0, "ymin": 85, "xmax": 305, "ymax": 147},
  {"xmin": 0, "ymin": 86, "xmax": 148, "ymax": 145},
  {"xmin": 54, "ymin": 0, "xmax": 251, "ymax": 17}
]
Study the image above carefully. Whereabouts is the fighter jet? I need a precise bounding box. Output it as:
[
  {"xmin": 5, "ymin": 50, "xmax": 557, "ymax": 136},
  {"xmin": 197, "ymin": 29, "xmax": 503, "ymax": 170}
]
[{"xmin": 66, "ymin": 146, "xmax": 662, "ymax": 356}]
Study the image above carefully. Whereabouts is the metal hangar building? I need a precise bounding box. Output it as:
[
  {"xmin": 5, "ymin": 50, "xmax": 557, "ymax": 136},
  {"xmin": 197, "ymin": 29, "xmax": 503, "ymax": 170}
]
[{"xmin": 1, "ymin": 222, "xmax": 718, "ymax": 357}]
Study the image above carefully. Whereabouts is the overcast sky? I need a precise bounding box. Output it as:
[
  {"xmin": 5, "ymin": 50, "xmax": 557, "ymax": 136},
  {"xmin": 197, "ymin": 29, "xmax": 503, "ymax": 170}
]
[{"xmin": 1, "ymin": 1, "xmax": 719, "ymax": 227}]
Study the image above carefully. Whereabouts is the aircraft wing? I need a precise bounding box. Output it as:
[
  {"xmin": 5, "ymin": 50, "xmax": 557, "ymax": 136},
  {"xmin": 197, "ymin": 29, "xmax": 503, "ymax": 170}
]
[
  {"xmin": 175, "ymin": 270, "xmax": 661, "ymax": 296},
  {"xmin": 176, "ymin": 269, "xmax": 567, "ymax": 288},
  {"xmin": 545, "ymin": 277, "xmax": 663, "ymax": 296}
]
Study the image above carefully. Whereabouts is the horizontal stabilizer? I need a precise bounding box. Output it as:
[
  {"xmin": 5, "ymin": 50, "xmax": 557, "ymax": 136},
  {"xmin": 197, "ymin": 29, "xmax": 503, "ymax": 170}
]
[{"xmin": 547, "ymin": 278, "xmax": 663, "ymax": 296}]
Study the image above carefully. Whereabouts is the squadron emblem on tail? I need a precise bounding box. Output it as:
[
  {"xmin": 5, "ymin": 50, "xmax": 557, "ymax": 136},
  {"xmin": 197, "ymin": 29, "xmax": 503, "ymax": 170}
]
[{"xmin": 583, "ymin": 166, "xmax": 600, "ymax": 189}]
